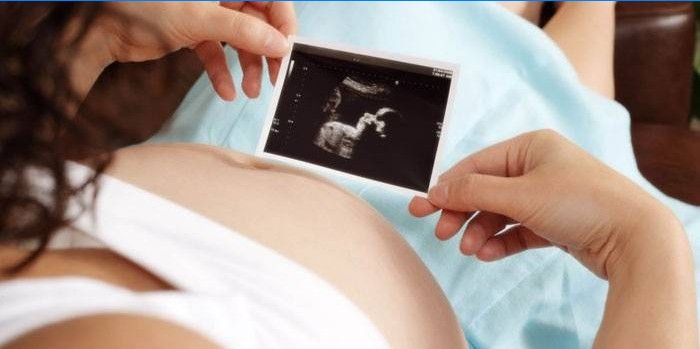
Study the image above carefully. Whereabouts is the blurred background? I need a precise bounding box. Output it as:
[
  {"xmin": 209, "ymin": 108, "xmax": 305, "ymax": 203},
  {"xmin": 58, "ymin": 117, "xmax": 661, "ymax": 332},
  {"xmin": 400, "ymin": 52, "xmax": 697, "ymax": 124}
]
[
  {"xmin": 595, "ymin": 2, "xmax": 699, "ymax": 205},
  {"xmin": 691, "ymin": 2, "xmax": 700, "ymax": 130},
  {"xmin": 605, "ymin": 2, "xmax": 698, "ymax": 205}
]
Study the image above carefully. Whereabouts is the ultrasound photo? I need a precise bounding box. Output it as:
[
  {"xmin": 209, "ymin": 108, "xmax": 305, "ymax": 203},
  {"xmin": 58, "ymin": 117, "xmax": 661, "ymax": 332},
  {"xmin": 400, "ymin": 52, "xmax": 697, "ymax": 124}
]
[{"xmin": 258, "ymin": 37, "xmax": 457, "ymax": 195}]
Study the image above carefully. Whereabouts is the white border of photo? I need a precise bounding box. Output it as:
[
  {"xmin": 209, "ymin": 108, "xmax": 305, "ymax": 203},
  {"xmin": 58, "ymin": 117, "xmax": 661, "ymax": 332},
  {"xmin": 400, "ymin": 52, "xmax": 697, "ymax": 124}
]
[{"xmin": 256, "ymin": 36, "xmax": 460, "ymax": 198}]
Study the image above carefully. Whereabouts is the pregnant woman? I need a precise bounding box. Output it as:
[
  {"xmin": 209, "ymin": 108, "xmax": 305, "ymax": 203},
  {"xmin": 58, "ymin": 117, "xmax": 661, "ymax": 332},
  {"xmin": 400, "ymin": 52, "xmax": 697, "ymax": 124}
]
[{"xmin": 0, "ymin": 2, "xmax": 695, "ymax": 349}]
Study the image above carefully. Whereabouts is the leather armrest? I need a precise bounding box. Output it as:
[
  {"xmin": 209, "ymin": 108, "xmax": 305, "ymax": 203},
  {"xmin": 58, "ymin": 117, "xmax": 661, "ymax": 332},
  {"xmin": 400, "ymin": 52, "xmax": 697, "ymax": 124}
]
[
  {"xmin": 614, "ymin": 2, "xmax": 695, "ymax": 127},
  {"xmin": 632, "ymin": 124, "xmax": 700, "ymax": 205}
]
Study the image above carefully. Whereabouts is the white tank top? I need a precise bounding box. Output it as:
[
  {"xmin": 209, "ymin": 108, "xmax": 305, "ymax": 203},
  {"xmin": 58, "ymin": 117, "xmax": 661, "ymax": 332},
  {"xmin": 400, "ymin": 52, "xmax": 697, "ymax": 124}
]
[{"xmin": 0, "ymin": 162, "xmax": 390, "ymax": 349}]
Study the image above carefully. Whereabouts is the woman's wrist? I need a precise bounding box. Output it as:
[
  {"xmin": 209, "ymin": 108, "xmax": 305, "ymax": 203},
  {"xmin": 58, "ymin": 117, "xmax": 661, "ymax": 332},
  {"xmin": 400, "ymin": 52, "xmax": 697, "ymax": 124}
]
[
  {"xmin": 58, "ymin": 20, "xmax": 115, "ymax": 117},
  {"xmin": 595, "ymin": 205, "xmax": 697, "ymax": 348},
  {"xmin": 68, "ymin": 27, "xmax": 114, "ymax": 99},
  {"xmin": 607, "ymin": 204, "xmax": 691, "ymax": 282}
]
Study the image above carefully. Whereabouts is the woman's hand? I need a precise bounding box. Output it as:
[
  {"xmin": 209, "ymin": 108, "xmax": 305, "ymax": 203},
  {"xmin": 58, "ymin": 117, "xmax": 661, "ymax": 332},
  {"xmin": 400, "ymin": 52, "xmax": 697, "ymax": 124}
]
[
  {"xmin": 409, "ymin": 129, "xmax": 679, "ymax": 279},
  {"xmin": 411, "ymin": 129, "xmax": 697, "ymax": 348},
  {"xmin": 94, "ymin": 2, "xmax": 296, "ymax": 100}
]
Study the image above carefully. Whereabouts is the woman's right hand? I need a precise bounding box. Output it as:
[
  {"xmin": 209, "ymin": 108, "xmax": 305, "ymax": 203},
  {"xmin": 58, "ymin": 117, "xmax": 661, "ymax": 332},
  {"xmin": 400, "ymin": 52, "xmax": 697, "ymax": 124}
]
[
  {"xmin": 92, "ymin": 2, "xmax": 296, "ymax": 100},
  {"xmin": 410, "ymin": 129, "xmax": 697, "ymax": 348},
  {"xmin": 409, "ymin": 129, "xmax": 682, "ymax": 279}
]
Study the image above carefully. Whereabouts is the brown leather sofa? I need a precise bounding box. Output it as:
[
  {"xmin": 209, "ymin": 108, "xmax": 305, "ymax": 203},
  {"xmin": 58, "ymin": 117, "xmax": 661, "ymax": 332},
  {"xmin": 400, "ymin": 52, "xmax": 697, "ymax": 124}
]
[
  {"xmin": 82, "ymin": 2, "xmax": 700, "ymax": 205},
  {"xmin": 615, "ymin": 2, "xmax": 699, "ymax": 205}
]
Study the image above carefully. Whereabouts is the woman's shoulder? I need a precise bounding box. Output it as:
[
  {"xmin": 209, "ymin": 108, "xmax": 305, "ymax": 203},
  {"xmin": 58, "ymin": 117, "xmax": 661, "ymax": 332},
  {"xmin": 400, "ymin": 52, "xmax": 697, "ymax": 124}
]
[{"xmin": 3, "ymin": 314, "xmax": 219, "ymax": 349}]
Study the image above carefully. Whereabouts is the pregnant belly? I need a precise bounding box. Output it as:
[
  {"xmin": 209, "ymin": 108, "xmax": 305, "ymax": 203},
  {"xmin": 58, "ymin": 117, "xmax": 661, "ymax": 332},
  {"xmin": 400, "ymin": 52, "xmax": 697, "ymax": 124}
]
[{"xmin": 107, "ymin": 143, "xmax": 467, "ymax": 349}]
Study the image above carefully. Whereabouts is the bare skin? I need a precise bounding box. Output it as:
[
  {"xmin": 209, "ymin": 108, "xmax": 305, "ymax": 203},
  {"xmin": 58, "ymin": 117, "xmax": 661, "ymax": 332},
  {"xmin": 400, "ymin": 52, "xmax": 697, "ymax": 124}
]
[
  {"xmin": 4, "ymin": 314, "xmax": 219, "ymax": 349},
  {"xmin": 498, "ymin": 2, "xmax": 544, "ymax": 24},
  {"xmin": 500, "ymin": 2, "xmax": 616, "ymax": 98},
  {"xmin": 543, "ymin": 2, "xmax": 616, "ymax": 98},
  {"xmin": 2, "ymin": 143, "xmax": 469, "ymax": 349}
]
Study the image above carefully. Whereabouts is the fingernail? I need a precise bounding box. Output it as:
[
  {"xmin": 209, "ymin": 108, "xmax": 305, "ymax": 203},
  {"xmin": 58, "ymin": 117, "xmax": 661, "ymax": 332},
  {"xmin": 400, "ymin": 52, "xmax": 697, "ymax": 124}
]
[
  {"xmin": 428, "ymin": 185, "xmax": 448, "ymax": 206},
  {"xmin": 264, "ymin": 30, "xmax": 289, "ymax": 55}
]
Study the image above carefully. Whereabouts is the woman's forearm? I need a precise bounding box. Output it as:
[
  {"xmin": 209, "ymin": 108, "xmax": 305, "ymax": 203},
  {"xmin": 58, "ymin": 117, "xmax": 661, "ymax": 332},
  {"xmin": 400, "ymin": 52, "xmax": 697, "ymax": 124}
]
[
  {"xmin": 595, "ymin": 212, "xmax": 698, "ymax": 348},
  {"xmin": 62, "ymin": 20, "xmax": 113, "ymax": 116}
]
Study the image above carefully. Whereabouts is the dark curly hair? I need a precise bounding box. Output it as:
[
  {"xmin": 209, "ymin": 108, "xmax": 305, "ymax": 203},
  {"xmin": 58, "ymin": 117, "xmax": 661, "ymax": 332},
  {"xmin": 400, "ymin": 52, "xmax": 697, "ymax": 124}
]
[{"xmin": 0, "ymin": 3, "xmax": 147, "ymax": 272}]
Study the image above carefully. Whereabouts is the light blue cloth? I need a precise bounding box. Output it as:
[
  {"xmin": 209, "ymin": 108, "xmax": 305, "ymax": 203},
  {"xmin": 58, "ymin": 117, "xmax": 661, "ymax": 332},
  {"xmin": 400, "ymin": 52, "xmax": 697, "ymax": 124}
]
[{"xmin": 150, "ymin": 2, "xmax": 700, "ymax": 348}]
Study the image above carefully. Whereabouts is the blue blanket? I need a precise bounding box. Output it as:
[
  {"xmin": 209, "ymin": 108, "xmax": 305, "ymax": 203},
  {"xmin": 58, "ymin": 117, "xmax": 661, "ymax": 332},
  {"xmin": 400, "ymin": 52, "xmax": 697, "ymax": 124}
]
[{"xmin": 151, "ymin": 2, "xmax": 700, "ymax": 348}]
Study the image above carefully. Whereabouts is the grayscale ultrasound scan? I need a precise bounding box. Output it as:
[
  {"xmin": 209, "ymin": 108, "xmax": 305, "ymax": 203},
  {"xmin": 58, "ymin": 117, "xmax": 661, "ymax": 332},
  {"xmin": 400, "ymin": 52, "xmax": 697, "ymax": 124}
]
[{"xmin": 258, "ymin": 37, "xmax": 458, "ymax": 195}]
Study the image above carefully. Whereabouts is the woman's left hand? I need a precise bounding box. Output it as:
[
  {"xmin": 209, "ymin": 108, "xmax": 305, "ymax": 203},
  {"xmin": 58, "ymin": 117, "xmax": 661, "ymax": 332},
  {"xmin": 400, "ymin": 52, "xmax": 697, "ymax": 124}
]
[{"xmin": 94, "ymin": 2, "xmax": 296, "ymax": 100}]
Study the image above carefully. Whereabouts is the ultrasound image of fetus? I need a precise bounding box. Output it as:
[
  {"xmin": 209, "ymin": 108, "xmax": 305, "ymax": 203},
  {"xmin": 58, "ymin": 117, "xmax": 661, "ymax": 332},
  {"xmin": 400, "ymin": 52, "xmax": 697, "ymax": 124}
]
[
  {"xmin": 314, "ymin": 107, "xmax": 398, "ymax": 158},
  {"xmin": 313, "ymin": 76, "xmax": 401, "ymax": 159},
  {"xmin": 263, "ymin": 42, "xmax": 453, "ymax": 192}
]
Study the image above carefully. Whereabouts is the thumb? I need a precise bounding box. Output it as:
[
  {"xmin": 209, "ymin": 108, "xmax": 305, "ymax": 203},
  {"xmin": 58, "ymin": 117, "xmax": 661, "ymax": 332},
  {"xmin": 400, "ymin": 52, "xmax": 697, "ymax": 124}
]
[
  {"xmin": 197, "ymin": 7, "xmax": 289, "ymax": 58},
  {"xmin": 427, "ymin": 174, "xmax": 525, "ymax": 219}
]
